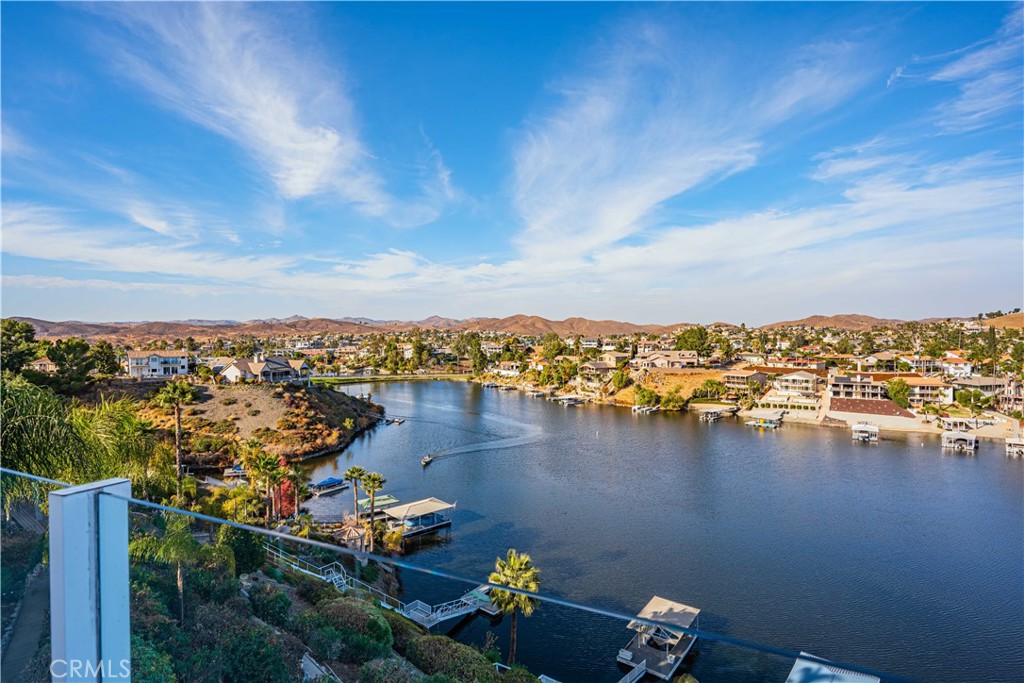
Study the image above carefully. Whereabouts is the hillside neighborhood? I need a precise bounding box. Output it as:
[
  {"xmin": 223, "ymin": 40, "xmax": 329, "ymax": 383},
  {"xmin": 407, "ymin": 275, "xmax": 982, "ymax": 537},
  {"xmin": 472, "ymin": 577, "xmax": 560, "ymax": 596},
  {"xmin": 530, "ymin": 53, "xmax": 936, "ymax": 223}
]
[{"xmin": 4, "ymin": 311, "xmax": 1023, "ymax": 442}]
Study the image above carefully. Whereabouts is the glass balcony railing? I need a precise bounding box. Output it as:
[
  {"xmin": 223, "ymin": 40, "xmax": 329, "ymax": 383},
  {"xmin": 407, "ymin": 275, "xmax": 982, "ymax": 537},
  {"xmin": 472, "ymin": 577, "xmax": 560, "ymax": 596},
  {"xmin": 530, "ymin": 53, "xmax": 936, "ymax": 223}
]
[{"xmin": 0, "ymin": 467, "xmax": 893, "ymax": 683}]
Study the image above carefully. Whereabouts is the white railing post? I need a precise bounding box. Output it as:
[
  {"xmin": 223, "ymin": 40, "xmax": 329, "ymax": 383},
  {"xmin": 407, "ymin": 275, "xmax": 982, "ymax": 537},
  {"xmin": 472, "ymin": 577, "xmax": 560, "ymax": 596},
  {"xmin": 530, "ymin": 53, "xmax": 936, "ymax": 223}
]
[{"xmin": 49, "ymin": 478, "xmax": 132, "ymax": 682}]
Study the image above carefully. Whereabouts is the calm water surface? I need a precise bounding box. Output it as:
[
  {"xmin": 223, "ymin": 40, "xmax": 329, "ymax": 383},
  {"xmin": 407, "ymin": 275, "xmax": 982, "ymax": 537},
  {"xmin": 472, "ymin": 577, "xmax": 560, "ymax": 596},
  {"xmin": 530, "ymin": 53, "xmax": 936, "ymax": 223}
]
[{"xmin": 305, "ymin": 381, "xmax": 1024, "ymax": 683}]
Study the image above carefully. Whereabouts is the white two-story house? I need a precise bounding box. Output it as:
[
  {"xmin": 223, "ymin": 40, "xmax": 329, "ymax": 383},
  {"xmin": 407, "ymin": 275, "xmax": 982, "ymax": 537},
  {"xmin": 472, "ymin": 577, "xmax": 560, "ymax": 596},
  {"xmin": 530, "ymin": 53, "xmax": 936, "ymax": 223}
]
[{"xmin": 125, "ymin": 350, "xmax": 190, "ymax": 379}]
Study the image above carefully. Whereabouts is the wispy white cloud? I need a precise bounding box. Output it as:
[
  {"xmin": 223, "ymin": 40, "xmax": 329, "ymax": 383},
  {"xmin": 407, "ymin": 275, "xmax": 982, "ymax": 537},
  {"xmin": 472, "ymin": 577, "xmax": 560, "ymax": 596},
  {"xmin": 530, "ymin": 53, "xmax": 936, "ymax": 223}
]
[
  {"xmin": 888, "ymin": 6, "xmax": 1023, "ymax": 132},
  {"xmin": 510, "ymin": 18, "xmax": 874, "ymax": 261},
  {"xmin": 95, "ymin": 3, "xmax": 456, "ymax": 226}
]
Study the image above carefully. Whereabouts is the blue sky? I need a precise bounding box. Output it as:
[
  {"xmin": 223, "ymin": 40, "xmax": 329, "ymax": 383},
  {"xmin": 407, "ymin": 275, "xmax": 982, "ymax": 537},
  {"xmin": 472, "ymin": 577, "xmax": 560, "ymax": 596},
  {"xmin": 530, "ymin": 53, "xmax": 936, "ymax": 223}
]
[{"xmin": 2, "ymin": 2, "xmax": 1021, "ymax": 325}]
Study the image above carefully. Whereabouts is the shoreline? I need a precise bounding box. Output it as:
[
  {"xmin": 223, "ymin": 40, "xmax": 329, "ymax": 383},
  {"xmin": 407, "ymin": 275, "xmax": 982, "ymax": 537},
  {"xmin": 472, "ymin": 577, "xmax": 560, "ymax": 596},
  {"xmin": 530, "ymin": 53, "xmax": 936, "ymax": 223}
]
[{"xmin": 468, "ymin": 376, "xmax": 1019, "ymax": 444}]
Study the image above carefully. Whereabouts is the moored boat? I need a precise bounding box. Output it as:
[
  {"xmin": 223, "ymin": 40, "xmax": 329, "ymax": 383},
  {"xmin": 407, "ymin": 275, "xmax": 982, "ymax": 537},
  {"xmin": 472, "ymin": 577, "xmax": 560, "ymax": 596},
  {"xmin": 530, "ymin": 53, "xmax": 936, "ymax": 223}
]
[{"xmin": 311, "ymin": 476, "xmax": 350, "ymax": 497}]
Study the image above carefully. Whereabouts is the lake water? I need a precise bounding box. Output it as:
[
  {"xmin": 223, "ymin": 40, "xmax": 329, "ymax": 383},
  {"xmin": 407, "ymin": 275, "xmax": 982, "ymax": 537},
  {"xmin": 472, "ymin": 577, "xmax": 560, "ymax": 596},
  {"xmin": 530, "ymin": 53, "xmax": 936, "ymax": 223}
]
[{"xmin": 305, "ymin": 381, "xmax": 1023, "ymax": 683}]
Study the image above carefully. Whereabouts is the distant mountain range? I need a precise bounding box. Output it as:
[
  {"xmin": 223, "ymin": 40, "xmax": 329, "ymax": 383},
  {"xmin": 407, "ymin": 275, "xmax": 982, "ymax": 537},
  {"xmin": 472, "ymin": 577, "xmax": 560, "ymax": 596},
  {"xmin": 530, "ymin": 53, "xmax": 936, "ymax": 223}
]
[{"xmin": 7, "ymin": 311, "xmax": 1012, "ymax": 342}]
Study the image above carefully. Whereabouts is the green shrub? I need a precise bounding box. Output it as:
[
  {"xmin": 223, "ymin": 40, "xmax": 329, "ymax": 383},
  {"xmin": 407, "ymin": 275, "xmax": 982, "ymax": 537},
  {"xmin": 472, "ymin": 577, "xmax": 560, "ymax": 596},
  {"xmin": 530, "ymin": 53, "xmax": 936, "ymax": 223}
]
[
  {"xmin": 359, "ymin": 658, "xmax": 421, "ymax": 683},
  {"xmin": 296, "ymin": 578, "xmax": 338, "ymax": 606},
  {"xmin": 186, "ymin": 434, "xmax": 233, "ymax": 454},
  {"xmin": 380, "ymin": 610, "xmax": 427, "ymax": 657},
  {"xmin": 216, "ymin": 526, "xmax": 266, "ymax": 576},
  {"xmin": 130, "ymin": 635, "xmax": 177, "ymax": 683},
  {"xmin": 248, "ymin": 408, "xmax": 261, "ymax": 416},
  {"xmin": 250, "ymin": 584, "xmax": 291, "ymax": 628},
  {"xmin": 295, "ymin": 597, "xmax": 393, "ymax": 664},
  {"xmin": 221, "ymin": 397, "xmax": 238, "ymax": 406},
  {"xmin": 406, "ymin": 636, "xmax": 496, "ymax": 683}
]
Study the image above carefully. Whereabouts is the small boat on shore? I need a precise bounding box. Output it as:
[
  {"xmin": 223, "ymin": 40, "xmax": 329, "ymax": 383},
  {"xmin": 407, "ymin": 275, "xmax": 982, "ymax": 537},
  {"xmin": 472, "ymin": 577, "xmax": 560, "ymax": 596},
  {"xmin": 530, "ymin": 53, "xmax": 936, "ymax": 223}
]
[
  {"xmin": 482, "ymin": 382, "xmax": 499, "ymax": 388},
  {"xmin": 311, "ymin": 477, "xmax": 350, "ymax": 497},
  {"xmin": 421, "ymin": 455, "xmax": 434, "ymax": 467}
]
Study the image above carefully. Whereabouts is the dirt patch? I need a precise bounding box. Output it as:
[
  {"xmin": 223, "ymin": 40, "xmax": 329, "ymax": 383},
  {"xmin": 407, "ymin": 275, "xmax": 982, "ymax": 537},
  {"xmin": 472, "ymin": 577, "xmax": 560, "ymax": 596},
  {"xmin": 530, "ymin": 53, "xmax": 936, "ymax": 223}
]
[
  {"xmin": 108, "ymin": 382, "xmax": 382, "ymax": 467},
  {"xmin": 610, "ymin": 368, "xmax": 725, "ymax": 405}
]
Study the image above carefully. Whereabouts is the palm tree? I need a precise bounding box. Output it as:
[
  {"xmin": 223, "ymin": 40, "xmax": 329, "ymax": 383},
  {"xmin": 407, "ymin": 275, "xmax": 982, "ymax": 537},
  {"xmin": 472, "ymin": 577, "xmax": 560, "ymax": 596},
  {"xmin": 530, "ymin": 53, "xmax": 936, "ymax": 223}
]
[
  {"xmin": 249, "ymin": 450, "xmax": 285, "ymax": 528},
  {"xmin": 129, "ymin": 513, "xmax": 233, "ymax": 624},
  {"xmin": 488, "ymin": 549, "xmax": 541, "ymax": 666},
  {"xmin": 154, "ymin": 380, "xmax": 198, "ymax": 492},
  {"xmin": 344, "ymin": 465, "xmax": 367, "ymax": 524},
  {"xmin": 284, "ymin": 467, "xmax": 308, "ymax": 518},
  {"xmin": 361, "ymin": 472, "xmax": 387, "ymax": 553}
]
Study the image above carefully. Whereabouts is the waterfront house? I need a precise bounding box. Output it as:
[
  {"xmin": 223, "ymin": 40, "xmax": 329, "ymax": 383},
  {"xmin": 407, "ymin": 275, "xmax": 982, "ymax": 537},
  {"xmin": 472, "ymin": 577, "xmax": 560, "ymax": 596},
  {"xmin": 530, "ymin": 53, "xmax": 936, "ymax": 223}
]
[
  {"xmin": 579, "ymin": 361, "xmax": 616, "ymax": 383},
  {"xmin": 722, "ymin": 370, "xmax": 769, "ymax": 393},
  {"xmin": 902, "ymin": 376, "xmax": 954, "ymax": 407},
  {"xmin": 952, "ymin": 376, "xmax": 1008, "ymax": 397},
  {"xmin": 495, "ymin": 361, "xmax": 521, "ymax": 377},
  {"xmin": 218, "ymin": 354, "xmax": 309, "ymax": 383},
  {"xmin": 125, "ymin": 350, "xmax": 190, "ymax": 379},
  {"xmin": 998, "ymin": 379, "xmax": 1024, "ymax": 414},
  {"xmin": 828, "ymin": 374, "xmax": 888, "ymax": 401},
  {"xmin": 773, "ymin": 370, "xmax": 821, "ymax": 396}
]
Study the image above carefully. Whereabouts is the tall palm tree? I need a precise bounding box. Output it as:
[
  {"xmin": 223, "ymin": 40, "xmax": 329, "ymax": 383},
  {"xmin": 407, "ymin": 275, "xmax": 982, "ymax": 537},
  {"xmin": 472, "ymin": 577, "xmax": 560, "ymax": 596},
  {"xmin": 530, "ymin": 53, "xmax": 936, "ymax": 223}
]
[
  {"xmin": 249, "ymin": 450, "xmax": 285, "ymax": 528},
  {"xmin": 361, "ymin": 472, "xmax": 387, "ymax": 553},
  {"xmin": 344, "ymin": 465, "xmax": 367, "ymax": 524},
  {"xmin": 154, "ymin": 380, "xmax": 198, "ymax": 492},
  {"xmin": 129, "ymin": 513, "xmax": 233, "ymax": 624},
  {"xmin": 488, "ymin": 549, "xmax": 541, "ymax": 666},
  {"xmin": 284, "ymin": 467, "xmax": 308, "ymax": 518}
]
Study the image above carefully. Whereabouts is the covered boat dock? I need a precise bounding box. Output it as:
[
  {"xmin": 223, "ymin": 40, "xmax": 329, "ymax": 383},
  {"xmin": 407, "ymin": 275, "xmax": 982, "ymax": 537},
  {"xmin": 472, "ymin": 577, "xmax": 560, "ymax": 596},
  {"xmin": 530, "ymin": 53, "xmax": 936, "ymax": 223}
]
[
  {"xmin": 851, "ymin": 423, "xmax": 879, "ymax": 443},
  {"xmin": 941, "ymin": 431, "xmax": 978, "ymax": 452},
  {"xmin": 384, "ymin": 497, "xmax": 455, "ymax": 538},
  {"xmin": 616, "ymin": 596, "xmax": 700, "ymax": 681},
  {"xmin": 785, "ymin": 653, "xmax": 880, "ymax": 683}
]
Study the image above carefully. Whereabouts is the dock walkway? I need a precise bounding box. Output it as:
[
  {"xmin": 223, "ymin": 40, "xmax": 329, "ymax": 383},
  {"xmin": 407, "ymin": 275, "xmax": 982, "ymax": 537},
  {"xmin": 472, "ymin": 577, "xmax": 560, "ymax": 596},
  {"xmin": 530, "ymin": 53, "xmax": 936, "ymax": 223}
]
[{"xmin": 265, "ymin": 544, "xmax": 498, "ymax": 628}]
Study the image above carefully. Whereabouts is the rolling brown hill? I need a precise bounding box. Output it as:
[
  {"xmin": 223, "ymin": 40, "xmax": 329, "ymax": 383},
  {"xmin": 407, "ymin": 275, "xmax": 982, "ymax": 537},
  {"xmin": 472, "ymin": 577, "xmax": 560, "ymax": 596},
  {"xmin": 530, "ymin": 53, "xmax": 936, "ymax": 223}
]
[
  {"xmin": 763, "ymin": 314, "xmax": 906, "ymax": 330},
  {"xmin": 9, "ymin": 314, "xmax": 690, "ymax": 341},
  {"xmin": 983, "ymin": 313, "xmax": 1024, "ymax": 329},
  {"xmin": 453, "ymin": 315, "xmax": 687, "ymax": 336}
]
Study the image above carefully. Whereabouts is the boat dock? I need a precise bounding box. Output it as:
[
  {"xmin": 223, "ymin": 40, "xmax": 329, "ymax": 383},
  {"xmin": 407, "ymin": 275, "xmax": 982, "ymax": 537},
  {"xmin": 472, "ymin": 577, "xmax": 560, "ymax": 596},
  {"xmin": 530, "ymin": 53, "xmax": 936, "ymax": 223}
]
[
  {"xmin": 745, "ymin": 410, "xmax": 784, "ymax": 429},
  {"xmin": 265, "ymin": 544, "xmax": 498, "ymax": 629},
  {"xmin": 941, "ymin": 431, "xmax": 978, "ymax": 452},
  {"xmin": 1006, "ymin": 437, "xmax": 1024, "ymax": 458},
  {"xmin": 616, "ymin": 596, "xmax": 700, "ymax": 681},
  {"xmin": 311, "ymin": 477, "xmax": 350, "ymax": 497},
  {"xmin": 551, "ymin": 395, "xmax": 585, "ymax": 406},
  {"xmin": 851, "ymin": 423, "xmax": 879, "ymax": 443},
  {"xmin": 383, "ymin": 497, "xmax": 455, "ymax": 539},
  {"xmin": 632, "ymin": 405, "xmax": 659, "ymax": 414},
  {"xmin": 785, "ymin": 653, "xmax": 880, "ymax": 683}
]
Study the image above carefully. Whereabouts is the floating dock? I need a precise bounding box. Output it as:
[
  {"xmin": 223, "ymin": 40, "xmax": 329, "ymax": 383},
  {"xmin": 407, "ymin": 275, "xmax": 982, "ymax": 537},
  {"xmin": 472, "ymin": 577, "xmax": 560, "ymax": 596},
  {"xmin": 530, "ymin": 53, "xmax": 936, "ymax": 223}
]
[
  {"xmin": 1006, "ymin": 437, "xmax": 1024, "ymax": 458},
  {"xmin": 616, "ymin": 596, "xmax": 700, "ymax": 681}
]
